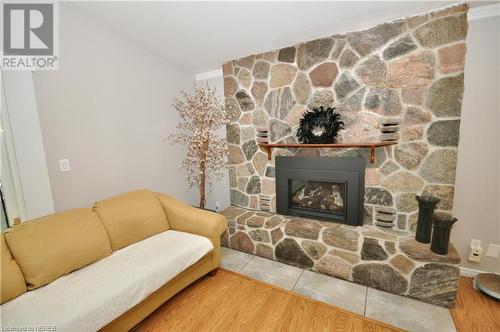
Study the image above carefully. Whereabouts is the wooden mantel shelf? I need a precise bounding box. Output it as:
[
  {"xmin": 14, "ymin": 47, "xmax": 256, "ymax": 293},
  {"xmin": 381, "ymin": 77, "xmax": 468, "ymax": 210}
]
[{"xmin": 259, "ymin": 141, "xmax": 397, "ymax": 163}]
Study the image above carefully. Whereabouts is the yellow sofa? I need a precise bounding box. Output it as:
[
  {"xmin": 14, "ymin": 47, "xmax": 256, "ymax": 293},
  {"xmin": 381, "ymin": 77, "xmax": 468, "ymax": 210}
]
[{"xmin": 0, "ymin": 190, "xmax": 227, "ymax": 331}]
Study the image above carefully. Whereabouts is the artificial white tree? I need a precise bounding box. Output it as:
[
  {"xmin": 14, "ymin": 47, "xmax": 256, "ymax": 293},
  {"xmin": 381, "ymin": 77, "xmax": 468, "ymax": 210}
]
[{"xmin": 168, "ymin": 84, "xmax": 236, "ymax": 209}]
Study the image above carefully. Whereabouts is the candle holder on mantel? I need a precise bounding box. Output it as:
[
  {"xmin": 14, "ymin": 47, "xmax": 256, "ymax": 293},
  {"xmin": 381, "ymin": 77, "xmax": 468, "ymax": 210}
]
[
  {"xmin": 415, "ymin": 195, "xmax": 440, "ymax": 243},
  {"xmin": 431, "ymin": 214, "xmax": 458, "ymax": 255}
]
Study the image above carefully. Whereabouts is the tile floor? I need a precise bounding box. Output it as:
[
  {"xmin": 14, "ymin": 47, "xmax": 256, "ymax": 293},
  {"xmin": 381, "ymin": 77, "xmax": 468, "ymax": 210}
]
[{"xmin": 221, "ymin": 247, "xmax": 457, "ymax": 332}]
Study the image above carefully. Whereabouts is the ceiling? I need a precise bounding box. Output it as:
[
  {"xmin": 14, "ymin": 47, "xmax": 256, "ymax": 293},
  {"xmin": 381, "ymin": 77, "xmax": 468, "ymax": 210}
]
[{"xmin": 74, "ymin": 1, "xmax": 483, "ymax": 74}]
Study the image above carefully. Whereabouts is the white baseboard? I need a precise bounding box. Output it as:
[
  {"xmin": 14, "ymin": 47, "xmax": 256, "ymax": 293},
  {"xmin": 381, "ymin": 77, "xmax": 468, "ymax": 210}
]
[{"xmin": 459, "ymin": 266, "xmax": 487, "ymax": 278}]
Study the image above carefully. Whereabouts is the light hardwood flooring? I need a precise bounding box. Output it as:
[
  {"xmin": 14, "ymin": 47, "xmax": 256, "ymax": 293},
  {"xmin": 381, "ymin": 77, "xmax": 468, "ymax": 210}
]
[
  {"xmin": 135, "ymin": 268, "xmax": 401, "ymax": 332},
  {"xmin": 450, "ymin": 276, "xmax": 500, "ymax": 332}
]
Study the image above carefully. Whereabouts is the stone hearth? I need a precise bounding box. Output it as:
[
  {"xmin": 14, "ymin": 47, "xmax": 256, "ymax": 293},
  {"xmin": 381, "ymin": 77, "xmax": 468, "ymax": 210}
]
[{"xmin": 220, "ymin": 206, "xmax": 461, "ymax": 308}]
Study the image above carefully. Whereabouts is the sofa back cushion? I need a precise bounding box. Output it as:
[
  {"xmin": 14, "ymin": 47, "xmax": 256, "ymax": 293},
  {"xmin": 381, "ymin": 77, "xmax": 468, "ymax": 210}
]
[
  {"xmin": 1, "ymin": 233, "xmax": 27, "ymax": 303},
  {"xmin": 92, "ymin": 190, "xmax": 169, "ymax": 250},
  {"xmin": 4, "ymin": 209, "xmax": 112, "ymax": 290}
]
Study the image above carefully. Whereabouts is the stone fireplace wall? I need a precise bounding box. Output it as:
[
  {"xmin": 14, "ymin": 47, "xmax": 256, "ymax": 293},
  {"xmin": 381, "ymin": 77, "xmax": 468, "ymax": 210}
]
[{"xmin": 224, "ymin": 3, "xmax": 468, "ymax": 231}]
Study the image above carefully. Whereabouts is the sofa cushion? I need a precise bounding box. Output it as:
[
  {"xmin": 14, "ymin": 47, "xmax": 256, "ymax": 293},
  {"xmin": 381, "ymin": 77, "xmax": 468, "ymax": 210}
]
[
  {"xmin": 4, "ymin": 209, "xmax": 112, "ymax": 290},
  {"xmin": 0, "ymin": 230, "xmax": 213, "ymax": 331},
  {"xmin": 93, "ymin": 190, "xmax": 169, "ymax": 250},
  {"xmin": 1, "ymin": 233, "xmax": 27, "ymax": 304}
]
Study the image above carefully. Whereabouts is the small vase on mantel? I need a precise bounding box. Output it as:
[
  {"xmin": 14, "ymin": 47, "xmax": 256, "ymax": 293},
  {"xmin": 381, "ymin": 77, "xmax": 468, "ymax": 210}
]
[
  {"xmin": 431, "ymin": 214, "xmax": 458, "ymax": 255},
  {"xmin": 415, "ymin": 195, "xmax": 440, "ymax": 243}
]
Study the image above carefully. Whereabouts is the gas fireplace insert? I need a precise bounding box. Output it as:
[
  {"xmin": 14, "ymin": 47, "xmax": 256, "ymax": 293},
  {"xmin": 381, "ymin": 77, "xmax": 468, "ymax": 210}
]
[{"xmin": 275, "ymin": 156, "xmax": 365, "ymax": 226}]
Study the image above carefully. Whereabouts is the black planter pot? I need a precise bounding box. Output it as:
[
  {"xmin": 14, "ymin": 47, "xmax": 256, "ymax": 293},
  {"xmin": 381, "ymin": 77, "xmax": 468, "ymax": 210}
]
[
  {"xmin": 415, "ymin": 195, "xmax": 440, "ymax": 243},
  {"xmin": 431, "ymin": 214, "xmax": 457, "ymax": 255}
]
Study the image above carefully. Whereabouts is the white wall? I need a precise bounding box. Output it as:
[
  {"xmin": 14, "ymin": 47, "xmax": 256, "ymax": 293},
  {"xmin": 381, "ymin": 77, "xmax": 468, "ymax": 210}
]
[
  {"xmin": 194, "ymin": 71, "xmax": 231, "ymax": 211},
  {"xmin": 452, "ymin": 14, "xmax": 500, "ymax": 273},
  {"xmin": 32, "ymin": 3, "xmax": 196, "ymax": 211}
]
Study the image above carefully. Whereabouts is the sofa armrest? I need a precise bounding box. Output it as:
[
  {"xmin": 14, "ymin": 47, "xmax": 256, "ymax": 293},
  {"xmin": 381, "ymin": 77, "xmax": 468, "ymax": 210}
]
[{"xmin": 155, "ymin": 193, "xmax": 227, "ymax": 246}]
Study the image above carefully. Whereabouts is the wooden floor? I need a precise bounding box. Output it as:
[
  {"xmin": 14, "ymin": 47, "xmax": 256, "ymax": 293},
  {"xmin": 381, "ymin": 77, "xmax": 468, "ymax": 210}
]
[
  {"xmin": 136, "ymin": 268, "xmax": 401, "ymax": 332},
  {"xmin": 451, "ymin": 276, "xmax": 500, "ymax": 332}
]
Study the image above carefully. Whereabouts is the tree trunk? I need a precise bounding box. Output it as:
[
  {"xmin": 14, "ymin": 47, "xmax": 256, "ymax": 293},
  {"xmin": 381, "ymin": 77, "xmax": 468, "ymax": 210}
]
[
  {"xmin": 198, "ymin": 140, "xmax": 208, "ymax": 209},
  {"xmin": 199, "ymin": 163, "xmax": 206, "ymax": 209}
]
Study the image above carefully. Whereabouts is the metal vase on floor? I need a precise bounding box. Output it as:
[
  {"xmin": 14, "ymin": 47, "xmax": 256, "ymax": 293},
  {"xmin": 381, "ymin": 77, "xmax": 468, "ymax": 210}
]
[
  {"xmin": 415, "ymin": 195, "xmax": 440, "ymax": 243},
  {"xmin": 431, "ymin": 214, "xmax": 457, "ymax": 255}
]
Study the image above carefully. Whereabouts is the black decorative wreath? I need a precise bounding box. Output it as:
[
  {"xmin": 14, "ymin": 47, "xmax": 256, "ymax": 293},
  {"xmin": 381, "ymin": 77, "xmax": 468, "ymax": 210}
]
[{"xmin": 296, "ymin": 107, "xmax": 344, "ymax": 144}]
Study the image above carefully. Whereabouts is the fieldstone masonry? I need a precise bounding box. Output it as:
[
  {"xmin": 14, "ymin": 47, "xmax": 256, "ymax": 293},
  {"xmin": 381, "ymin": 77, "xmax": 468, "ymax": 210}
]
[
  {"xmin": 221, "ymin": 3, "xmax": 467, "ymax": 307},
  {"xmin": 224, "ymin": 3, "xmax": 468, "ymax": 230},
  {"xmin": 221, "ymin": 206, "xmax": 461, "ymax": 308}
]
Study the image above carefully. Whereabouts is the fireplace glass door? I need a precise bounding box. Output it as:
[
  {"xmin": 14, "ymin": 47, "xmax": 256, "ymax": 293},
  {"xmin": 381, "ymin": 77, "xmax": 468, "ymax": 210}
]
[
  {"xmin": 289, "ymin": 179, "xmax": 346, "ymax": 220},
  {"xmin": 275, "ymin": 156, "xmax": 365, "ymax": 226}
]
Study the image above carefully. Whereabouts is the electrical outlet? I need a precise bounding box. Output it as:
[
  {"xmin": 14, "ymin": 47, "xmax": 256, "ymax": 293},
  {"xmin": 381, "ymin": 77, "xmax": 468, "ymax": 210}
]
[
  {"xmin": 469, "ymin": 247, "xmax": 483, "ymax": 262},
  {"xmin": 469, "ymin": 239, "xmax": 483, "ymax": 263},
  {"xmin": 471, "ymin": 239, "xmax": 482, "ymax": 248},
  {"xmin": 486, "ymin": 244, "xmax": 500, "ymax": 258}
]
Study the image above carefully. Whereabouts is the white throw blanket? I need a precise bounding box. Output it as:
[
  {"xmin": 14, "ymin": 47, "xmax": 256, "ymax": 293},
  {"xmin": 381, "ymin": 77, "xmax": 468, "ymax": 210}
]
[{"xmin": 0, "ymin": 230, "xmax": 213, "ymax": 331}]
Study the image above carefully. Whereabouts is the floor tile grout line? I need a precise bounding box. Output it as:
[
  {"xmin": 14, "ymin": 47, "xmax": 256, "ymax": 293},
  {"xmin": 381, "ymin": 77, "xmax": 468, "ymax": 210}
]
[
  {"xmin": 363, "ymin": 287, "xmax": 368, "ymax": 316},
  {"xmin": 264, "ymin": 256, "xmax": 304, "ymax": 291},
  {"xmin": 238, "ymin": 255, "xmax": 255, "ymax": 272},
  {"xmin": 291, "ymin": 269, "xmax": 305, "ymax": 291},
  {"xmin": 234, "ymin": 252, "xmax": 305, "ymax": 291}
]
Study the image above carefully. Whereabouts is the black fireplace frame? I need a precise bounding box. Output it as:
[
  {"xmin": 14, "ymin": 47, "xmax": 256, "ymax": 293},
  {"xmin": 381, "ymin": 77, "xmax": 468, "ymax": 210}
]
[{"xmin": 275, "ymin": 156, "xmax": 365, "ymax": 226}]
